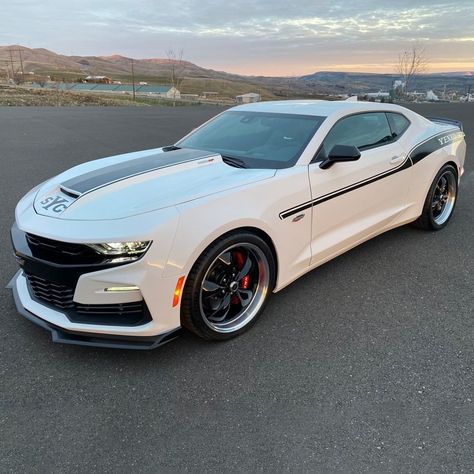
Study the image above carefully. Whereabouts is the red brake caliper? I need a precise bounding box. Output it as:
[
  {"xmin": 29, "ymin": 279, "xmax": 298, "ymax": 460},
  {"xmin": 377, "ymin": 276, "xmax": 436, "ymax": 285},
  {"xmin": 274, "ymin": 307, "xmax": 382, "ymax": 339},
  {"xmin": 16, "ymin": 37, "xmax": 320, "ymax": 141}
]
[{"xmin": 232, "ymin": 250, "xmax": 249, "ymax": 304}]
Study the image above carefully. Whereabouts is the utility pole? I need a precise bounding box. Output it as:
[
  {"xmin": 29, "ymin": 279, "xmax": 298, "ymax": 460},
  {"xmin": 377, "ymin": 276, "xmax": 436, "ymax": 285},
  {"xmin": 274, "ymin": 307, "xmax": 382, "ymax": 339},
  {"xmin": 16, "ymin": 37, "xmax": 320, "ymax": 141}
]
[
  {"xmin": 131, "ymin": 58, "xmax": 136, "ymax": 100},
  {"xmin": 8, "ymin": 49, "xmax": 15, "ymax": 78},
  {"xmin": 18, "ymin": 48, "xmax": 24, "ymax": 77},
  {"xmin": 7, "ymin": 48, "xmax": 25, "ymax": 83}
]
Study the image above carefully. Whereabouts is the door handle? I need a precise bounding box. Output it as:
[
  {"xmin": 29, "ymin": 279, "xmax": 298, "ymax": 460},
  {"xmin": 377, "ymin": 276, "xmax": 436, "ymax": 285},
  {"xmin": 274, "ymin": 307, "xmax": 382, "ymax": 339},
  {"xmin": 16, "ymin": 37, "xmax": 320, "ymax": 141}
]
[{"xmin": 389, "ymin": 155, "xmax": 405, "ymax": 165}]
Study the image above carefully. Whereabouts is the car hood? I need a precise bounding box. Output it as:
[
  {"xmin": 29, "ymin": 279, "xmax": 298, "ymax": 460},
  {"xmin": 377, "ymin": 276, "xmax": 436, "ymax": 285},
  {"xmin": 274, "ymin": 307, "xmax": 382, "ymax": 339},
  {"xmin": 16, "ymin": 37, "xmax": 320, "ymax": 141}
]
[{"xmin": 33, "ymin": 147, "xmax": 276, "ymax": 220}]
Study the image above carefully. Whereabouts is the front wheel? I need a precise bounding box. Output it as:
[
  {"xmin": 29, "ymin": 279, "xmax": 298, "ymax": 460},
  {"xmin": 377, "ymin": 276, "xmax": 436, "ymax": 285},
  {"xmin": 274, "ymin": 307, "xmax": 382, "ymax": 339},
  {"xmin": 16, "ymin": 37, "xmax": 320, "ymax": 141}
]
[
  {"xmin": 413, "ymin": 164, "xmax": 458, "ymax": 231},
  {"xmin": 181, "ymin": 232, "xmax": 275, "ymax": 340}
]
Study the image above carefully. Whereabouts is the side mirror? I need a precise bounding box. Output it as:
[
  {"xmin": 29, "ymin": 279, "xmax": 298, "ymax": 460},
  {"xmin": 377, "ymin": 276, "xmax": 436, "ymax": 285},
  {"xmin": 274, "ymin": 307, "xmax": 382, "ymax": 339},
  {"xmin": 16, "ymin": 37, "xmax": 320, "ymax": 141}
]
[{"xmin": 319, "ymin": 144, "xmax": 361, "ymax": 169}]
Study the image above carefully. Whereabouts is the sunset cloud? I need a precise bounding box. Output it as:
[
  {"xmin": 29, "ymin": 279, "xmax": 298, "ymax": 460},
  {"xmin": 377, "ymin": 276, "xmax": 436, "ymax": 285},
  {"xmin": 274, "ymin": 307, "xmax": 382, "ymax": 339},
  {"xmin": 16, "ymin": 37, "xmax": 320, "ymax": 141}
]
[{"xmin": 1, "ymin": 0, "xmax": 473, "ymax": 75}]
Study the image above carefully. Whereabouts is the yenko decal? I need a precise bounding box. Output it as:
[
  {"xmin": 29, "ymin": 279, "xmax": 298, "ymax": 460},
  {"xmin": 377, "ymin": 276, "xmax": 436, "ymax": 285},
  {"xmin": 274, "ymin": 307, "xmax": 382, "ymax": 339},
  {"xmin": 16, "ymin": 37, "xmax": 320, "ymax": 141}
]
[
  {"xmin": 437, "ymin": 131, "xmax": 464, "ymax": 146},
  {"xmin": 409, "ymin": 129, "xmax": 465, "ymax": 165}
]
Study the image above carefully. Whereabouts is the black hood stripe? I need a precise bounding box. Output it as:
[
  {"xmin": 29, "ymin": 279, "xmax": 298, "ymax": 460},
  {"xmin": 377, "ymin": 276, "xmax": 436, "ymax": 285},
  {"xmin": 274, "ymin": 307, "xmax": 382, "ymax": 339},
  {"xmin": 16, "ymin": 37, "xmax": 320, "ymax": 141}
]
[
  {"xmin": 280, "ymin": 128, "xmax": 464, "ymax": 220},
  {"xmin": 61, "ymin": 148, "xmax": 216, "ymax": 196}
]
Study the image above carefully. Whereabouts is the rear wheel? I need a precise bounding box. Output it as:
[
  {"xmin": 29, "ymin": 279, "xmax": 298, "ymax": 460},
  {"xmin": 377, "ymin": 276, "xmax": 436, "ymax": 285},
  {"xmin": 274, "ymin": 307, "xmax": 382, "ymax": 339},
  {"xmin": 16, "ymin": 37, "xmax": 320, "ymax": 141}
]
[
  {"xmin": 181, "ymin": 232, "xmax": 275, "ymax": 340},
  {"xmin": 413, "ymin": 164, "xmax": 458, "ymax": 230}
]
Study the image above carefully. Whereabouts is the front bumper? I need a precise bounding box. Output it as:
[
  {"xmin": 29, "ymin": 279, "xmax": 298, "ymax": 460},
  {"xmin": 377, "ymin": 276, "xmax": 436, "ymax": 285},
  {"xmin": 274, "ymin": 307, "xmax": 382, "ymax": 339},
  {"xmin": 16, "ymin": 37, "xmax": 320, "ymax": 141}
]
[
  {"xmin": 10, "ymin": 218, "xmax": 185, "ymax": 348},
  {"xmin": 9, "ymin": 271, "xmax": 180, "ymax": 350}
]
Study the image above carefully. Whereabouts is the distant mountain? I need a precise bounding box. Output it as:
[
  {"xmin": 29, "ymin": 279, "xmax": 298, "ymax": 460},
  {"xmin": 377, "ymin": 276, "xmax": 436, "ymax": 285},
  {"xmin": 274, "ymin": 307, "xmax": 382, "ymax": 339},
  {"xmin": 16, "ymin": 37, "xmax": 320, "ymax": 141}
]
[
  {"xmin": 300, "ymin": 71, "xmax": 473, "ymax": 94},
  {"xmin": 0, "ymin": 45, "xmax": 245, "ymax": 81},
  {"xmin": 432, "ymin": 71, "xmax": 473, "ymax": 77}
]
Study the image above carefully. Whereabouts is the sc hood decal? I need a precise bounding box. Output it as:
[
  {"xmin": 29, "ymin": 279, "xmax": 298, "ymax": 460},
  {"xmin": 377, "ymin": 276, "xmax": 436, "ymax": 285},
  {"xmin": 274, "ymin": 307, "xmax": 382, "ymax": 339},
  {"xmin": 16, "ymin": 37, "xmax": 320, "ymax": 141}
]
[
  {"xmin": 33, "ymin": 149, "xmax": 275, "ymax": 220},
  {"xmin": 39, "ymin": 194, "xmax": 74, "ymax": 214},
  {"xmin": 60, "ymin": 147, "xmax": 217, "ymax": 197}
]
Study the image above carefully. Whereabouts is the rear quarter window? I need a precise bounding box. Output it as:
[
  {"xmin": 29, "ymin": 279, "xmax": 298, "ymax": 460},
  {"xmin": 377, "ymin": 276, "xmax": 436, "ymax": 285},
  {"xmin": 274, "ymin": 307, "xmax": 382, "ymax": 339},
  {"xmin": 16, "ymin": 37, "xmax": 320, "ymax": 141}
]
[{"xmin": 387, "ymin": 113, "xmax": 410, "ymax": 138}]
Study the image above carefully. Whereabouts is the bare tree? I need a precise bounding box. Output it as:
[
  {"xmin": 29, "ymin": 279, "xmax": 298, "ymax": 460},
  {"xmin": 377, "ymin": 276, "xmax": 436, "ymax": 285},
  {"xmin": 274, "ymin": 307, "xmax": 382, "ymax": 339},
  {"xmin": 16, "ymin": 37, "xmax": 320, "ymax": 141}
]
[
  {"xmin": 396, "ymin": 44, "xmax": 429, "ymax": 97},
  {"xmin": 166, "ymin": 48, "xmax": 185, "ymax": 106}
]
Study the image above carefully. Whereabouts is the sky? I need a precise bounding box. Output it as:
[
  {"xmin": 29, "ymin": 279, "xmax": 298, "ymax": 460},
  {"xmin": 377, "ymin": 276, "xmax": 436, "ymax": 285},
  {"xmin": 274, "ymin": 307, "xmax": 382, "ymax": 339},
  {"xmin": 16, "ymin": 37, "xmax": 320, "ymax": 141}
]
[{"xmin": 1, "ymin": 0, "xmax": 473, "ymax": 76}]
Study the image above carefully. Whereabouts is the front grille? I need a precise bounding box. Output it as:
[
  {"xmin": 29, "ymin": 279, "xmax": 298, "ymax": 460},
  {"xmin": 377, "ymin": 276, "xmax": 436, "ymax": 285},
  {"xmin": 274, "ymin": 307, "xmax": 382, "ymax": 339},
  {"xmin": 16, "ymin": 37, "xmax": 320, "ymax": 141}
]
[
  {"xmin": 25, "ymin": 272, "xmax": 151, "ymax": 326},
  {"xmin": 26, "ymin": 233, "xmax": 103, "ymax": 264}
]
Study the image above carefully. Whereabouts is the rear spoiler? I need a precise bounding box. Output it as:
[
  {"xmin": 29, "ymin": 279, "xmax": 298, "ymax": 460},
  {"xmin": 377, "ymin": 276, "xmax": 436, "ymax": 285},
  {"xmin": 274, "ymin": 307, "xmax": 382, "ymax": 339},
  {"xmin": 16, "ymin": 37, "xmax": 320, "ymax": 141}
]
[{"xmin": 427, "ymin": 116, "xmax": 463, "ymax": 132}]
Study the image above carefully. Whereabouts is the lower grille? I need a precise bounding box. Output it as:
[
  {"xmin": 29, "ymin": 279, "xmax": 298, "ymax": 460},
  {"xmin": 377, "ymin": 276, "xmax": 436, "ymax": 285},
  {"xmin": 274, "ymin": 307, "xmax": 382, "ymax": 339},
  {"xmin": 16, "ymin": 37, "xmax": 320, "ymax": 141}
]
[
  {"xmin": 26, "ymin": 273, "xmax": 74, "ymax": 309},
  {"xmin": 76, "ymin": 302, "xmax": 143, "ymax": 316},
  {"xmin": 25, "ymin": 272, "xmax": 151, "ymax": 326}
]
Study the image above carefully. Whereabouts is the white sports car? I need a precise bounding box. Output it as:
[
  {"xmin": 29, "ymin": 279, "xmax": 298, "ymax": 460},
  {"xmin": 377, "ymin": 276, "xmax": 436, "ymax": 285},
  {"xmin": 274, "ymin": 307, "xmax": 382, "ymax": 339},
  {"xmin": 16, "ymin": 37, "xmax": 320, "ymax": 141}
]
[{"xmin": 10, "ymin": 101, "xmax": 466, "ymax": 349}]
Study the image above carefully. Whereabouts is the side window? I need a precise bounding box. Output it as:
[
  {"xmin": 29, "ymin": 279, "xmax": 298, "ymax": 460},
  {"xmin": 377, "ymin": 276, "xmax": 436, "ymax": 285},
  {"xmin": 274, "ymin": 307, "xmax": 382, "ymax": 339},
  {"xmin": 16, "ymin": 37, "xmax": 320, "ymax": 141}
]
[
  {"xmin": 317, "ymin": 112, "xmax": 393, "ymax": 160},
  {"xmin": 387, "ymin": 113, "xmax": 410, "ymax": 138}
]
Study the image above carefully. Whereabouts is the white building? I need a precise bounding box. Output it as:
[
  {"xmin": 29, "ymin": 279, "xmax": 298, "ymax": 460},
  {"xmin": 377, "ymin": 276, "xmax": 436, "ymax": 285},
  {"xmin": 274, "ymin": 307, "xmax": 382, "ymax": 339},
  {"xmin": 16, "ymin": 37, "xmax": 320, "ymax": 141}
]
[
  {"xmin": 85, "ymin": 75, "xmax": 112, "ymax": 84},
  {"xmin": 364, "ymin": 91, "xmax": 390, "ymax": 100},
  {"xmin": 392, "ymin": 80, "xmax": 406, "ymax": 90},
  {"xmin": 236, "ymin": 93, "xmax": 261, "ymax": 103},
  {"xmin": 137, "ymin": 85, "xmax": 180, "ymax": 99},
  {"xmin": 426, "ymin": 90, "xmax": 439, "ymax": 101}
]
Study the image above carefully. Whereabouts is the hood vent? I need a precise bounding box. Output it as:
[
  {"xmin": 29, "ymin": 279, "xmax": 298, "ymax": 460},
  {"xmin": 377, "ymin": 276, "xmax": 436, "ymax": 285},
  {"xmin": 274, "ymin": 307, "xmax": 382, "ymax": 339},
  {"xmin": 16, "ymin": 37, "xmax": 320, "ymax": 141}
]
[
  {"xmin": 162, "ymin": 145, "xmax": 181, "ymax": 152},
  {"xmin": 60, "ymin": 186, "xmax": 82, "ymax": 198}
]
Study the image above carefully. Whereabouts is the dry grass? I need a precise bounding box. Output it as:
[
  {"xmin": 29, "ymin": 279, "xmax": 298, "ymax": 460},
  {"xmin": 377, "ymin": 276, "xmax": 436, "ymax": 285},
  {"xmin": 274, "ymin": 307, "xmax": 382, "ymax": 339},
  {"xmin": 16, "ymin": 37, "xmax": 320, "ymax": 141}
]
[{"xmin": 0, "ymin": 85, "xmax": 144, "ymax": 106}]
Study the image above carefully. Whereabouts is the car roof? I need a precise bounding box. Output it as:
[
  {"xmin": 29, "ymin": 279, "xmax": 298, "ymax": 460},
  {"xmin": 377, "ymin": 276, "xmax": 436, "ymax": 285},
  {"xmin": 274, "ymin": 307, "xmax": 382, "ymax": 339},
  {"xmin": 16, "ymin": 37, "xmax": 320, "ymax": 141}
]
[{"xmin": 232, "ymin": 100, "xmax": 412, "ymax": 118}]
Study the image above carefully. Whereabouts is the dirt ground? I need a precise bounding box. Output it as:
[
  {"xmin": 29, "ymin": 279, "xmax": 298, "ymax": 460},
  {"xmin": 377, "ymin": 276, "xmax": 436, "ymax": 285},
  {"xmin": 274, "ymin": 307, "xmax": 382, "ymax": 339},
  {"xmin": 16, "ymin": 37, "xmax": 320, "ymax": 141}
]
[{"xmin": 0, "ymin": 84, "xmax": 144, "ymax": 106}]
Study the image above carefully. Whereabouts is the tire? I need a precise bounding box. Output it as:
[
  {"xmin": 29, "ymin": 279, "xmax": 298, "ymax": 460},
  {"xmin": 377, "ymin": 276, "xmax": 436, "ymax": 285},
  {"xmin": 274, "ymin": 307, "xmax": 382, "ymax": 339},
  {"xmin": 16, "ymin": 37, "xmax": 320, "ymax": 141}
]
[
  {"xmin": 412, "ymin": 164, "xmax": 458, "ymax": 231},
  {"xmin": 181, "ymin": 231, "xmax": 276, "ymax": 340}
]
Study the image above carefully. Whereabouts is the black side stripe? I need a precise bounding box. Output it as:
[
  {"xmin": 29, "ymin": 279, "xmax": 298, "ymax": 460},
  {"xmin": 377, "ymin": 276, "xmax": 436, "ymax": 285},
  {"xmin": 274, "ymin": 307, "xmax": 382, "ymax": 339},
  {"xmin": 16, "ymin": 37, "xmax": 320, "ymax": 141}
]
[
  {"xmin": 279, "ymin": 158, "xmax": 411, "ymax": 220},
  {"xmin": 410, "ymin": 130, "xmax": 464, "ymax": 164},
  {"xmin": 279, "ymin": 129, "xmax": 464, "ymax": 220}
]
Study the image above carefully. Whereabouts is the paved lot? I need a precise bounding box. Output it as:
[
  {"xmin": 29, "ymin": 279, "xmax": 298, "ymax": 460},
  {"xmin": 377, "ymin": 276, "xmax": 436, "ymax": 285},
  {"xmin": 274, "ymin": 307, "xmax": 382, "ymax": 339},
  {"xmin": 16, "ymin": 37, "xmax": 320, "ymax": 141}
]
[{"xmin": 0, "ymin": 104, "xmax": 472, "ymax": 473}]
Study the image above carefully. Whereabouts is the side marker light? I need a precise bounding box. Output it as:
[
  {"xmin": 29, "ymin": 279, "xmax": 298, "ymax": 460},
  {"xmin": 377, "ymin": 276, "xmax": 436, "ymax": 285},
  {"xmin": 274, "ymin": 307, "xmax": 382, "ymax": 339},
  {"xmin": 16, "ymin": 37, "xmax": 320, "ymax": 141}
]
[{"xmin": 173, "ymin": 276, "xmax": 186, "ymax": 307}]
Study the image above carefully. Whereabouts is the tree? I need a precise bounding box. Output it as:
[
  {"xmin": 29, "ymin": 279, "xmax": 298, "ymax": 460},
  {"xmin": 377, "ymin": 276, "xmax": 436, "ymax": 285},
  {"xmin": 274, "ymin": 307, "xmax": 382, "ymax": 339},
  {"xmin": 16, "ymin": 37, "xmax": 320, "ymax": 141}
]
[
  {"xmin": 396, "ymin": 44, "xmax": 428, "ymax": 98},
  {"xmin": 166, "ymin": 48, "xmax": 185, "ymax": 106}
]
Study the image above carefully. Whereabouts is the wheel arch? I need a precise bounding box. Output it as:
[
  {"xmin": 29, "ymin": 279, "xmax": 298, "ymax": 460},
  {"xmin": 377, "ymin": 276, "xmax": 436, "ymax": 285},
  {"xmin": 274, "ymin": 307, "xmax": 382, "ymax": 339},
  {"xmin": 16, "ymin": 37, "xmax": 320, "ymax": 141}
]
[
  {"xmin": 444, "ymin": 160, "xmax": 459, "ymax": 178},
  {"xmin": 190, "ymin": 225, "xmax": 279, "ymax": 285},
  {"xmin": 425, "ymin": 160, "xmax": 459, "ymax": 195}
]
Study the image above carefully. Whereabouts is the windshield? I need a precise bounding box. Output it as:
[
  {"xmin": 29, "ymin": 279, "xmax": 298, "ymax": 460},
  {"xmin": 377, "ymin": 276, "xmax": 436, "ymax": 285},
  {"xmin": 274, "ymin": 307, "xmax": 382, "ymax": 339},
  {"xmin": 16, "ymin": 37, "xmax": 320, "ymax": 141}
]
[{"xmin": 177, "ymin": 111, "xmax": 326, "ymax": 169}]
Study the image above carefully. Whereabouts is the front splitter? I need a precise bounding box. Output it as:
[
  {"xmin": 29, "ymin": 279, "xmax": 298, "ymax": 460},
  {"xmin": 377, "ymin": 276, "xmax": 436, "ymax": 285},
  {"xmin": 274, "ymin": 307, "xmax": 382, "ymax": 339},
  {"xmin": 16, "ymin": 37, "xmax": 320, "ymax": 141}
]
[{"xmin": 9, "ymin": 271, "xmax": 181, "ymax": 350}]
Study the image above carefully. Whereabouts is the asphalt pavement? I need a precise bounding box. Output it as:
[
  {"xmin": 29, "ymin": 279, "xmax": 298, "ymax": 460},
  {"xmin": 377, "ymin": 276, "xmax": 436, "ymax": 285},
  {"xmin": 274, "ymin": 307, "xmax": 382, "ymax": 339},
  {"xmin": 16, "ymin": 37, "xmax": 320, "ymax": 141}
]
[{"xmin": 0, "ymin": 103, "xmax": 472, "ymax": 473}]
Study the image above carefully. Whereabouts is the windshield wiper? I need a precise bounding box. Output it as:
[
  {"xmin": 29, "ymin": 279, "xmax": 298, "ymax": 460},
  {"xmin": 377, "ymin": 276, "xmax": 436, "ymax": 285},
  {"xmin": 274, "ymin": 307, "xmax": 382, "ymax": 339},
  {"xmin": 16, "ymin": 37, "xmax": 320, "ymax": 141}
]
[{"xmin": 221, "ymin": 155, "xmax": 248, "ymax": 169}]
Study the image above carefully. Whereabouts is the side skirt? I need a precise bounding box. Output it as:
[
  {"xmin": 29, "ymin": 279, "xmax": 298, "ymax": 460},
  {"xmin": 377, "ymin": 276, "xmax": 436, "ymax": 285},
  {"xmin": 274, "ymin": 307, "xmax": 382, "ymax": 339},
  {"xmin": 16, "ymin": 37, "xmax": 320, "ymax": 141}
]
[{"xmin": 273, "ymin": 210, "xmax": 418, "ymax": 293}]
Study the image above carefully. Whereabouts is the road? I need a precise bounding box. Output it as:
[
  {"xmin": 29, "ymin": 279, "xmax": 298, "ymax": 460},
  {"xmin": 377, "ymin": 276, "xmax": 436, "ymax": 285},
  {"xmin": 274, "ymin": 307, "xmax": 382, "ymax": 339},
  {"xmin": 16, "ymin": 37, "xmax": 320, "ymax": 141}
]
[{"xmin": 0, "ymin": 104, "xmax": 472, "ymax": 473}]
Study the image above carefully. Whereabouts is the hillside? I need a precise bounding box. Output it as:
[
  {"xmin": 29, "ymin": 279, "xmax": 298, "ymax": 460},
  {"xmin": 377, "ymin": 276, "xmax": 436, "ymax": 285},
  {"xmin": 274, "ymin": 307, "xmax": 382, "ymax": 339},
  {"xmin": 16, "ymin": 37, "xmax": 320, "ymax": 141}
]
[
  {"xmin": 1, "ymin": 45, "xmax": 472, "ymax": 97},
  {"xmin": 0, "ymin": 45, "xmax": 285, "ymax": 99}
]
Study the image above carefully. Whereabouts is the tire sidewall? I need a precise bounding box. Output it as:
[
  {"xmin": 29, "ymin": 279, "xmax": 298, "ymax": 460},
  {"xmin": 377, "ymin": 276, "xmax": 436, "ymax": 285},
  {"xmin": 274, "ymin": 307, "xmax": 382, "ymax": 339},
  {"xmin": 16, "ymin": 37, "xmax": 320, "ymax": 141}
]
[
  {"xmin": 181, "ymin": 232, "xmax": 276, "ymax": 340},
  {"xmin": 427, "ymin": 164, "xmax": 458, "ymax": 230}
]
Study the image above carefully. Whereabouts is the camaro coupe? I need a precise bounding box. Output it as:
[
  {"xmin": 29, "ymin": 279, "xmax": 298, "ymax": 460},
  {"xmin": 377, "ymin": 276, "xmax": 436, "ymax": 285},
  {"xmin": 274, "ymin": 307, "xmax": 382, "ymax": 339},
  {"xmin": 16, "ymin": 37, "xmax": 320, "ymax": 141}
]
[{"xmin": 9, "ymin": 100, "xmax": 466, "ymax": 349}]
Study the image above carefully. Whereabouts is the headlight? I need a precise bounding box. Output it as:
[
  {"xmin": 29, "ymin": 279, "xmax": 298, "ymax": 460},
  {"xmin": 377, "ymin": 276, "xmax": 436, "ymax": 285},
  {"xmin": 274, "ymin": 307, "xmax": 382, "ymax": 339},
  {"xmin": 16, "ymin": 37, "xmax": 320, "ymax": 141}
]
[{"xmin": 86, "ymin": 241, "xmax": 151, "ymax": 260}]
